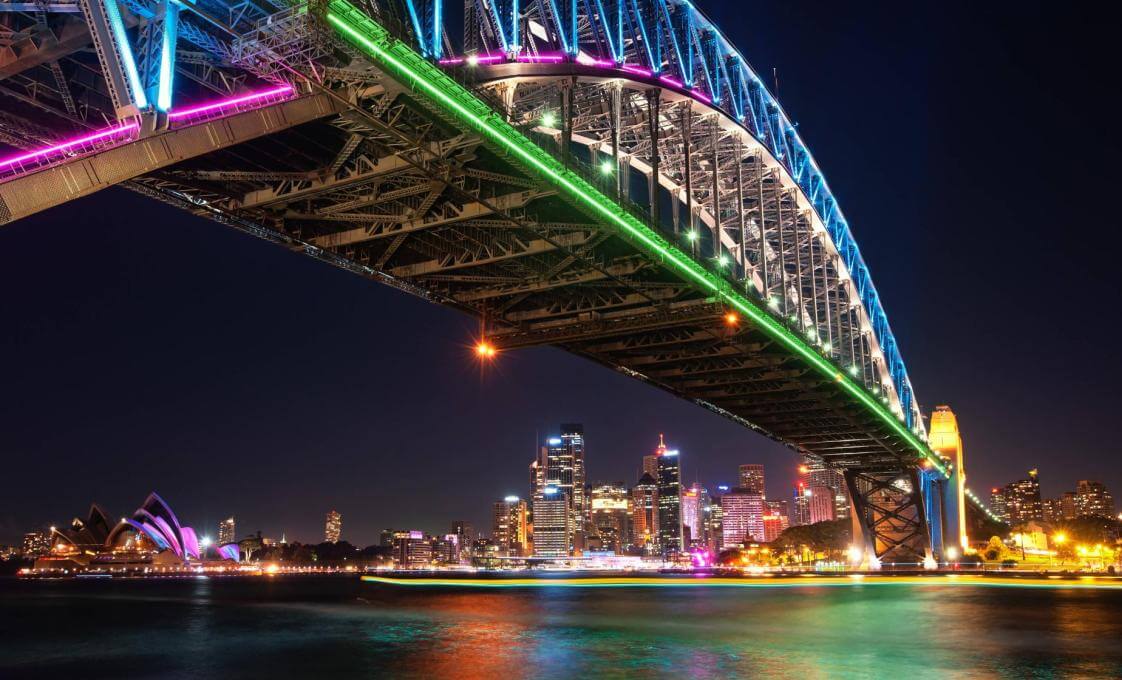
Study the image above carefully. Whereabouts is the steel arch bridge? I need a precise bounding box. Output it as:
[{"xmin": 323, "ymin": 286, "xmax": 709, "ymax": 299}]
[{"xmin": 0, "ymin": 0, "xmax": 997, "ymax": 564}]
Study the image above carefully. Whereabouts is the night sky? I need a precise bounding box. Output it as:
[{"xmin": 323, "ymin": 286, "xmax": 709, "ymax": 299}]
[{"xmin": 2, "ymin": 1, "xmax": 1119, "ymax": 546}]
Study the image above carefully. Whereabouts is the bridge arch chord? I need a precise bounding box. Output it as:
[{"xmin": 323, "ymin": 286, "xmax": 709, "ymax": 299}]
[
  {"xmin": 397, "ymin": 0, "xmax": 924, "ymax": 434},
  {"xmin": 319, "ymin": 0, "xmax": 943, "ymax": 471}
]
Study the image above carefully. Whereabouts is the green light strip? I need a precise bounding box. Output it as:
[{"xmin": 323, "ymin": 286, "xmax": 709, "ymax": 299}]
[
  {"xmin": 362, "ymin": 575, "xmax": 1122, "ymax": 590},
  {"xmin": 324, "ymin": 0, "xmax": 947, "ymax": 476}
]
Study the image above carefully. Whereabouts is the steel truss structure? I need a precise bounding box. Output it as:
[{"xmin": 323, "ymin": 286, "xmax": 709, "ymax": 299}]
[{"xmin": 0, "ymin": 0, "xmax": 1000, "ymax": 563}]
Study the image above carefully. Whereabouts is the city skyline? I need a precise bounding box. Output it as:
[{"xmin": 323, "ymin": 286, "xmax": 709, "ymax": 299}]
[{"xmin": 2, "ymin": 2, "xmax": 1120, "ymax": 548}]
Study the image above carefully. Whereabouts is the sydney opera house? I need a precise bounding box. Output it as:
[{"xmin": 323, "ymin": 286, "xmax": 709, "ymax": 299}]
[{"xmin": 37, "ymin": 492, "xmax": 240, "ymax": 572}]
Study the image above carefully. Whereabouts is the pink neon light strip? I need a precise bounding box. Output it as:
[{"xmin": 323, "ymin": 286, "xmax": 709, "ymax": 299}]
[
  {"xmin": 691, "ymin": 89, "xmax": 713, "ymax": 104},
  {"xmin": 168, "ymin": 84, "xmax": 294, "ymax": 119},
  {"xmin": 517, "ymin": 54, "xmax": 566, "ymax": 63},
  {"xmin": 659, "ymin": 75, "xmax": 684, "ymax": 88},
  {"xmin": 0, "ymin": 122, "xmax": 139, "ymax": 172}
]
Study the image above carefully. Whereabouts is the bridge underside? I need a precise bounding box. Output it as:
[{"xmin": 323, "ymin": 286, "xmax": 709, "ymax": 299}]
[{"xmin": 0, "ymin": 0, "xmax": 951, "ymax": 563}]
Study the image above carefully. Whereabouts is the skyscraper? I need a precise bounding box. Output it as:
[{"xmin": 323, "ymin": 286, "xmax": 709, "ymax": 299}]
[
  {"xmin": 1003, "ymin": 470, "xmax": 1043, "ymax": 523},
  {"xmin": 538, "ymin": 424, "xmax": 586, "ymax": 553},
  {"xmin": 588, "ymin": 482, "xmax": 631, "ymax": 553},
  {"xmin": 802, "ymin": 457, "xmax": 849, "ymax": 520},
  {"xmin": 721, "ymin": 488, "xmax": 765, "ymax": 546},
  {"xmin": 325, "ymin": 510, "xmax": 342, "ymax": 543},
  {"xmin": 1074, "ymin": 480, "xmax": 1114, "ymax": 518},
  {"xmin": 531, "ymin": 486, "xmax": 570, "ymax": 558},
  {"xmin": 654, "ymin": 435, "xmax": 683, "ymax": 554},
  {"xmin": 492, "ymin": 496, "xmax": 529, "ymax": 557},
  {"xmin": 681, "ymin": 483, "xmax": 707, "ymax": 547},
  {"xmin": 630, "ymin": 473, "xmax": 659, "ymax": 555},
  {"xmin": 807, "ymin": 486, "xmax": 837, "ymax": 524},
  {"xmin": 218, "ymin": 517, "xmax": 236, "ymax": 545},
  {"xmin": 990, "ymin": 488, "xmax": 1008, "ymax": 522},
  {"xmin": 452, "ymin": 521, "xmax": 474, "ymax": 560},
  {"xmin": 738, "ymin": 465, "xmax": 765, "ymax": 495}
]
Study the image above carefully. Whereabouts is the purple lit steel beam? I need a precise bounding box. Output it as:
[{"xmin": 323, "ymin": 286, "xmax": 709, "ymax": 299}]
[{"xmin": 0, "ymin": 122, "xmax": 139, "ymax": 177}]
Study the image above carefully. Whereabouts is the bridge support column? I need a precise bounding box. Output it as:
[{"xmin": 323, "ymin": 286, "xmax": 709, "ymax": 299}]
[
  {"xmin": 645, "ymin": 89, "xmax": 660, "ymax": 230},
  {"xmin": 844, "ymin": 468, "xmax": 934, "ymax": 569},
  {"xmin": 922, "ymin": 470, "xmax": 947, "ymax": 562}
]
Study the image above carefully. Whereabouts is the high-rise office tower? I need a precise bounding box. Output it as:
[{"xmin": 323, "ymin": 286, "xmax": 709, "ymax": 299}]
[
  {"xmin": 761, "ymin": 511, "xmax": 787, "ymax": 542},
  {"xmin": 325, "ymin": 510, "xmax": 342, "ymax": 543},
  {"xmin": 588, "ymin": 482, "xmax": 630, "ymax": 553},
  {"xmin": 654, "ymin": 435, "xmax": 683, "ymax": 554},
  {"xmin": 493, "ymin": 496, "xmax": 529, "ymax": 557},
  {"xmin": 705, "ymin": 498, "xmax": 724, "ymax": 554},
  {"xmin": 642, "ymin": 454, "xmax": 659, "ymax": 480},
  {"xmin": 721, "ymin": 488, "xmax": 765, "ymax": 546},
  {"xmin": 1060, "ymin": 492, "xmax": 1077, "ymax": 521},
  {"xmin": 1003, "ymin": 470, "xmax": 1043, "ymax": 523},
  {"xmin": 630, "ymin": 473, "xmax": 659, "ymax": 554},
  {"xmin": 802, "ymin": 457, "xmax": 849, "ymax": 520},
  {"xmin": 1074, "ymin": 480, "xmax": 1114, "ymax": 518},
  {"xmin": 218, "ymin": 517, "xmax": 236, "ymax": 545},
  {"xmin": 681, "ymin": 483, "xmax": 707, "ymax": 547},
  {"xmin": 538, "ymin": 424, "xmax": 586, "ymax": 553},
  {"xmin": 807, "ymin": 486, "xmax": 837, "ymax": 524},
  {"xmin": 531, "ymin": 486, "xmax": 570, "ymax": 558},
  {"xmin": 452, "ymin": 521, "xmax": 474, "ymax": 559},
  {"xmin": 989, "ymin": 488, "xmax": 1008, "ymax": 522},
  {"xmin": 738, "ymin": 465, "xmax": 765, "ymax": 495}
]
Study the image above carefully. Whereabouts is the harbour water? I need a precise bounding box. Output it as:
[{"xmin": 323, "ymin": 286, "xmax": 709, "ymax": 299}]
[{"xmin": 2, "ymin": 575, "xmax": 1122, "ymax": 678}]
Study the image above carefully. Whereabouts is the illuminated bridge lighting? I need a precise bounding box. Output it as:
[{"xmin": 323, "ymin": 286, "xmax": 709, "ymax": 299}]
[
  {"xmin": 322, "ymin": 2, "xmax": 954, "ymax": 477},
  {"xmin": 0, "ymin": 122, "xmax": 140, "ymax": 181},
  {"xmin": 168, "ymin": 84, "xmax": 296, "ymax": 125}
]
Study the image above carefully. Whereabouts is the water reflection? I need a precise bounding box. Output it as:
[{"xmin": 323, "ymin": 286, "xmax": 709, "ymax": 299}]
[{"xmin": 2, "ymin": 578, "xmax": 1121, "ymax": 678}]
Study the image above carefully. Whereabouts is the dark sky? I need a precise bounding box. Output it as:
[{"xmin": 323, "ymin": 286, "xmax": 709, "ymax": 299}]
[{"xmin": 2, "ymin": 1, "xmax": 1119, "ymax": 546}]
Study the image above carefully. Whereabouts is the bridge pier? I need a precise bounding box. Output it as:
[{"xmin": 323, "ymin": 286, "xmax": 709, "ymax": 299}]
[{"xmin": 845, "ymin": 468, "xmax": 935, "ymax": 569}]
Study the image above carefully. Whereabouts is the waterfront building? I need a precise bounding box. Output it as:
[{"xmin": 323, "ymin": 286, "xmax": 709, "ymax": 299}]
[
  {"xmin": 989, "ymin": 488, "xmax": 1008, "ymax": 522},
  {"xmin": 391, "ymin": 530, "xmax": 433, "ymax": 568},
  {"xmin": 493, "ymin": 496, "xmax": 529, "ymax": 557},
  {"xmin": 324, "ymin": 510, "xmax": 342, "ymax": 544},
  {"xmin": 654, "ymin": 435, "xmax": 684, "ymax": 554},
  {"xmin": 21, "ymin": 531, "xmax": 51, "ymax": 558},
  {"xmin": 767, "ymin": 499, "xmax": 790, "ymax": 522},
  {"xmin": 452, "ymin": 521, "xmax": 474, "ymax": 560},
  {"xmin": 536, "ymin": 424, "xmax": 586, "ymax": 553},
  {"xmin": 589, "ymin": 482, "xmax": 631, "ymax": 554},
  {"xmin": 218, "ymin": 517, "xmax": 236, "ymax": 546},
  {"xmin": 1060, "ymin": 492, "xmax": 1077, "ymax": 521},
  {"xmin": 432, "ymin": 534, "xmax": 460, "ymax": 564},
  {"xmin": 1042, "ymin": 497, "xmax": 1064, "ymax": 524},
  {"xmin": 791, "ymin": 482, "xmax": 811, "ymax": 526},
  {"xmin": 531, "ymin": 487, "xmax": 570, "ymax": 558},
  {"xmin": 802, "ymin": 457, "xmax": 849, "ymax": 520},
  {"xmin": 1074, "ymin": 480, "xmax": 1115, "ymax": 518},
  {"xmin": 738, "ymin": 465, "xmax": 765, "ymax": 495},
  {"xmin": 721, "ymin": 488, "xmax": 765, "ymax": 546},
  {"xmin": 630, "ymin": 473, "xmax": 659, "ymax": 555},
  {"xmin": 681, "ymin": 484, "xmax": 703, "ymax": 547},
  {"xmin": 807, "ymin": 485, "xmax": 837, "ymax": 524},
  {"xmin": 761, "ymin": 512, "xmax": 787, "ymax": 543},
  {"xmin": 1003, "ymin": 470, "xmax": 1043, "ymax": 523},
  {"xmin": 704, "ymin": 499, "xmax": 724, "ymax": 554}
]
